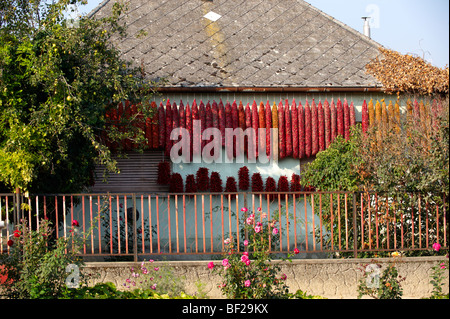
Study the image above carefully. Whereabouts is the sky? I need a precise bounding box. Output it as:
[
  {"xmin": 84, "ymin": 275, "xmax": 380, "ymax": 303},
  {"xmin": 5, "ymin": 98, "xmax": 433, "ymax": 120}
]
[{"xmin": 77, "ymin": 0, "xmax": 449, "ymax": 68}]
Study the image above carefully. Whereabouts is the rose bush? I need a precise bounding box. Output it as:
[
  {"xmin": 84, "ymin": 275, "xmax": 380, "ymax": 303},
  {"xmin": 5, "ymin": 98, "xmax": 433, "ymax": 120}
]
[{"xmin": 208, "ymin": 207, "xmax": 296, "ymax": 299}]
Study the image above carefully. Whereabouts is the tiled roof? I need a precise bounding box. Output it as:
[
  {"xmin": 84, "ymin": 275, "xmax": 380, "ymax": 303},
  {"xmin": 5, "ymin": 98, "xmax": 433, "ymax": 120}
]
[{"xmin": 91, "ymin": 0, "xmax": 383, "ymax": 89}]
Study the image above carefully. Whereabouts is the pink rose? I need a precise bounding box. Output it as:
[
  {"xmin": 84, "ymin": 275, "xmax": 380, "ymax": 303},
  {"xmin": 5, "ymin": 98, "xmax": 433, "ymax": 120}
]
[
  {"xmin": 244, "ymin": 240, "xmax": 249, "ymax": 246},
  {"xmin": 272, "ymin": 227, "xmax": 279, "ymax": 235},
  {"xmin": 222, "ymin": 259, "xmax": 230, "ymax": 269},
  {"xmin": 241, "ymin": 207, "xmax": 248, "ymax": 212},
  {"xmin": 241, "ymin": 254, "xmax": 251, "ymax": 265},
  {"xmin": 254, "ymin": 226, "xmax": 261, "ymax": 233},
  {"xmin": 433, "ymin": 243, "xmax": 441, "ymax": 252},
  {"xmin": 433, "ymin": 243, "xmax": 441, "ymax": 251},
  {"xmin": 208, "ymin": 262, "xmax": 215, "ymax": 270},
  {"xmin": 244, "ymin": 280, "xmax": 251, "ymax": 287},
  {"xmin": 294, "ymin": 248, "xmax": 300, "ymax": 255}
]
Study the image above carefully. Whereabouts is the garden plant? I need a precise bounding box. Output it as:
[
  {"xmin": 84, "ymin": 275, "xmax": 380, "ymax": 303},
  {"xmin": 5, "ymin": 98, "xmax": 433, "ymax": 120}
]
[{"xmin": 208, "ymin": 206, "xmax": 324, "ymax": 299}]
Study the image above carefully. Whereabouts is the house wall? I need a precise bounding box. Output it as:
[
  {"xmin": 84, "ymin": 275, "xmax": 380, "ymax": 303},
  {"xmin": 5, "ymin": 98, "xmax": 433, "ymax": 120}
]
[
  {"xmin": 162, "ymin": 91, "xmax": 394, "ymax": 190},
  {"xmin": 83, "ymin": 256, "xmax": 449, "ymax": 299}
]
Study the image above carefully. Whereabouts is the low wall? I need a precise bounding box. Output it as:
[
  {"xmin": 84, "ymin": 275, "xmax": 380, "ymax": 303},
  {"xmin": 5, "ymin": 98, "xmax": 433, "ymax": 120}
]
[{"xmin": 83, "ymin": 256, "xmax": 448, "ymax": 299}]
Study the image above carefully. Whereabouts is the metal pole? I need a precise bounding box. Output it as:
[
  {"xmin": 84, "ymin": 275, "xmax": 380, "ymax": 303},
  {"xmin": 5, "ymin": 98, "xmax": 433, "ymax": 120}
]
[
  {"xmin": 15, "ymin": 187, "xmax": 21, "ymax": 224},
  {"xmin": 132, "ymin": 193, "xmax": 138, "ymax": 262},
  {"xmin": 353, "ymin": 193, "xmax": 358, "ymax": 258}
]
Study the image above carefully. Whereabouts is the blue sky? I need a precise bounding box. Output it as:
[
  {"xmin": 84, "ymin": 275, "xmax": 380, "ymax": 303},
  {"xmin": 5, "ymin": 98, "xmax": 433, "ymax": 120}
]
[{"xmin": 78, "ymin": 0, "xmax": 449, "ymax": 68}]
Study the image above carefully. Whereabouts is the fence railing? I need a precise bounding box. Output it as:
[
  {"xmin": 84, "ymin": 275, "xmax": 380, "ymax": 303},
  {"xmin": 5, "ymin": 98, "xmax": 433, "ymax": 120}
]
[{"xmin": 1, "ymin": 192, "xmax": 448, "ymax": 260}]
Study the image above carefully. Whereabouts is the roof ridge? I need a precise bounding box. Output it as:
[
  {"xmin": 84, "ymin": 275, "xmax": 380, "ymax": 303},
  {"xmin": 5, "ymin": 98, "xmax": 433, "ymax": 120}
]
[{"xmin": 302, "ymin": 0, "xmax": 384, "ymax": 50}]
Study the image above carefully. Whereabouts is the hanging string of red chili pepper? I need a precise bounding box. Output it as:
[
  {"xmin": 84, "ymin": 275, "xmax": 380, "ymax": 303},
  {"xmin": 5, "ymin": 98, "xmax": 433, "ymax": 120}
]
[{"xmin": 108, "ymin": 98, "xmax": 367, "ymax": 160}]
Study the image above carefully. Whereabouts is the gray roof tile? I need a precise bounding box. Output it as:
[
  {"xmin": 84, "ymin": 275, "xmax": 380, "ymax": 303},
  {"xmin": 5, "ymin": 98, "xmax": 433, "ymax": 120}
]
[{"xmin": 91, "ymin": 0, "xmax": 383, "ymax": 88}]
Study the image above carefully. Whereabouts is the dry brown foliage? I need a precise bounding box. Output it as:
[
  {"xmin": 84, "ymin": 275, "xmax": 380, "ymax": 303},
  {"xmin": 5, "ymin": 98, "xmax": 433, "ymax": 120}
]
[{"xmin": 366, "ymin": 48, "xmax": 449, "ymax": 95}]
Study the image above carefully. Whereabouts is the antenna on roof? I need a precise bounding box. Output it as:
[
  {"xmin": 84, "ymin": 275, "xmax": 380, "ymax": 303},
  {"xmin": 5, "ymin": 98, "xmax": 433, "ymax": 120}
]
[{"xmin": 361, "ymin": 17, "xmax": 371, "ymax": 38}]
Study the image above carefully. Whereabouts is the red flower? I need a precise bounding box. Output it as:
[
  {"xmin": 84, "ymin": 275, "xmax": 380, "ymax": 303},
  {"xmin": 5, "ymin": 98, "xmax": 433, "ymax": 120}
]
[
  {"xmin": 7, "ymin": 239, "xmax": 13, "ymax": 247},
  {"xmin": 294, "ymin": 248, "xmax": 300, "ymax": 255},
  {"xmin": 13, "ymin": 230, "xmax": 21, "ymax": 238},
  {"xmin": 72, "ymin": 220, "xmax": 80, "ymax": 227}
]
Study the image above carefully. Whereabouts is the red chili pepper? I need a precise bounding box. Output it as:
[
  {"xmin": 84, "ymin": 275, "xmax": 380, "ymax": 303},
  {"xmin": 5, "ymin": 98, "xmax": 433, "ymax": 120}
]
[
  {"xmin": 291, "ymin": 100, "xmax": 298, "ymax": 159},
  {"xmin": 298, "ymin": 102, "xmax": 305, "ymax": 159},
  {"xmin": 158, "ymin": 102, "xmax": 165, "ymax": 148},
  {"xmin": 304, "ymin": 100, "xmax": 312, "ymax": 158},
  {"xmin": 278, "ymin": 101, "xmax": 285, "ymax": 159},
  {"xmin": 330, "ymin": 99, "xmax": 337, "ymax": 142},
  {"xmin": 343, "ymin": 99, "xmax": 350, "ymax": 141},
  {"xmin": 318, "ymin": 100, "xmax": 325, "ymax": 152},
  {"xmin": 337, "ymin": 98, "xmax": 344, "ymax": 138},
  {"xmin": 362, "ymin": 99, "xmax": 369, "ymax": 135},
  {"xmin": 252, "ymin": 100, "xmax": 259, "ymax": 158},
  {"xmin": 265, "ymin": 101, "xmax": 272, "ymax": 158},
  {"xmin": 324, "ymin": 99, "xmax": 331, "ymax": 148},
  {"xmin": 165, "ymin": 100, "xmax": 172, "ymax": 156},
  {"xmin": 151, "ymin": 101, "xmax": 159, "ymax": 149},
  {"xmin": 311, "ymin": 99, "xmax": 318, "ymax": 156},
  {"xmin": 285, "ymin": 100, "xmax": 292, "ymax": 157},
  {"xmin": 218, "ymin": 100, "xmax": 225, "ymax": 147}
]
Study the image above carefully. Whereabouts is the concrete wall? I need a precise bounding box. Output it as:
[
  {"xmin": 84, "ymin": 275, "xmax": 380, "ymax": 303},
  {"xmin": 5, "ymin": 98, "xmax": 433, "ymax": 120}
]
[{"xmin": 83, "ymin": 256, "xmax": 448, "ymax": 299}]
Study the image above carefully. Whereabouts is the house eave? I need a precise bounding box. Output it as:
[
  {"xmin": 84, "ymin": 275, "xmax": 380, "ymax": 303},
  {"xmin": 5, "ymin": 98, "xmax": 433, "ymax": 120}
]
[{"xmin": 156, "ymin": 86, "xmax": 386, "ymax": 94}]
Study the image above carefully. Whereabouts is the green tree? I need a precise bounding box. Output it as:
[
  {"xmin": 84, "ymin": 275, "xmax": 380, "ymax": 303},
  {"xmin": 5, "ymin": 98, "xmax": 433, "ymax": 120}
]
[
  {"xmin": 0, "ymin": 0, "xmax": 159, "ymax": 193},
  {"xmin": 302, "ymin": 129, "xmax": 363, "ymax": 192}
]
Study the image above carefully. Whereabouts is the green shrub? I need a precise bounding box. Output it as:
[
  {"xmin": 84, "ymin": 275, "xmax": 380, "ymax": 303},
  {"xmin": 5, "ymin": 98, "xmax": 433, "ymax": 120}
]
[
  {"xmin": 208, "ymin": 207, "xmax": 294, "ymax": 299},
  {"xmin": 0, "ymin": 218, "xmax": 84, "ymax": 299},
  {"xmin": 357, "ymin": 258, "xmax": 405, "ymax": 299},
  {"xmin": 122, "ymin": 260, "xmax": 186, "ymax": 297},
  {"xmin": 61, "ymin": 281, "xmax": 196, "ymax": 299}
]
